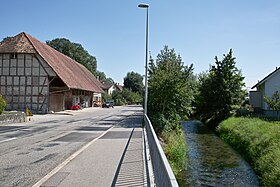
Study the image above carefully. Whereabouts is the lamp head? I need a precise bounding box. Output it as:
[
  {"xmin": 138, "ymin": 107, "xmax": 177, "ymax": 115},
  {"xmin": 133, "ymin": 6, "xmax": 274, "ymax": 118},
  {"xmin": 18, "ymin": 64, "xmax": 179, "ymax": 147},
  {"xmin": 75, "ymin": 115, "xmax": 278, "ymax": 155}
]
[{"xmin": 138, "ymin": 4, "xmax": 149, "ymax": 8}]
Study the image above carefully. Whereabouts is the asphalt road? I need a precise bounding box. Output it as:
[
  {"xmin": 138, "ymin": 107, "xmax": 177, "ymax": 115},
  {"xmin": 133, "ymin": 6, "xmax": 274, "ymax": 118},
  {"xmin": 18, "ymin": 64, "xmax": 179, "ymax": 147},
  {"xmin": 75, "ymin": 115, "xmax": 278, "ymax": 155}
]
[{"xmin": 0, "ymin": 105, "xmax": 143, "ymax": 187}]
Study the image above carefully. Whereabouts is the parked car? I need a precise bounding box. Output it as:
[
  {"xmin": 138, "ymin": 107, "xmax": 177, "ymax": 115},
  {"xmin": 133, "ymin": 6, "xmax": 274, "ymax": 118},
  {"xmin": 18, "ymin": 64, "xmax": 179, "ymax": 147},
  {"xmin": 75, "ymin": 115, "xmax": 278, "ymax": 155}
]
[
  {"xmin": 70, "ymin": 103, "xmax": 83, "ymax": 110},
  {"xmin": 102, "ymin": 101, "xmax": 114, "ymax": 108}
]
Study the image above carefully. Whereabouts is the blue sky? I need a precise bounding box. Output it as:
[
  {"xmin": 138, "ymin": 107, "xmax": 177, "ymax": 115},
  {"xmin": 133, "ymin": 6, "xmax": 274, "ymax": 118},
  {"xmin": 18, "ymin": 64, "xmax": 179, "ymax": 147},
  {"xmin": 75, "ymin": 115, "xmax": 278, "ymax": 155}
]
[{"xmin": 1, "ymin": 1, "xmax": 280, "ymax": 89}]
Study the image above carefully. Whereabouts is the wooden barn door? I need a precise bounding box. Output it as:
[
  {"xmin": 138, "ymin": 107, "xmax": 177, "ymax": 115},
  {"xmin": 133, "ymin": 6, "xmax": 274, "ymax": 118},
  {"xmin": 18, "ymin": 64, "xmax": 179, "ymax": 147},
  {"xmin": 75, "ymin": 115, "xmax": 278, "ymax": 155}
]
[{"xmin": 49, "ymin": 94, "xmax": 64, "ymax": 112}]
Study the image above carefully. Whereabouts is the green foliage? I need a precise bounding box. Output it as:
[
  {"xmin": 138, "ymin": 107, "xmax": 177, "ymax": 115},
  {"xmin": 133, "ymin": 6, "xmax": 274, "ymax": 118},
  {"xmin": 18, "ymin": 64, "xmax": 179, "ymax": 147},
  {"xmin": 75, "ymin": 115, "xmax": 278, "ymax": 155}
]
[
  {"xmin": 96, "ymin": 71, "xmax": 107, "ymax": 81},
  {"xmin": 123, "ymin": 71, "xmax": 144, "ymax": 93},
  {"xmin": 218, "ymin": 117, "xmax": 280, "ymax": 186},
  {"xmin": 195, "ymin": 49, "xmax": 245, "ymax": 128},
  {"xmin": 111, "ymin": 90, "xmax": 125, "ymax": 106},
  {"xmin": 102, "ymin": 92, "xmax": 112, "ymax": 102},
  {"xmin": 25, "ymin": 107, "xmax": 33, "ymax": 116},
  {"xmin": 148, "ymin": 45, "xmax": 197, "ymax": 126},
  {"xmin": 150, "ymin": 113, "xmax": 182, "ymax": 134},
  {"xmin": 147, "ymin": 46, "xmax": 192, "ymax": 179},
  {"xmin": 46, "ymin": 38, "xmax": 97, "ymax": 75},
  {"xmin": 112, "ymin": 88, "xmax": 142, "ymax": 105},
  {"xmin": 96, "ymin": 70, "xmax": 114, "ymax": 83},
  {"xmin": 1, "ymin": 36, "xmax": 12, "ymax": 43},
  {"xmin": 264, "ymin": 90, "xmax": 280, "ymax": 111},
  {"xmin": 162, "ymin": 129, "xmax": 188, "ymax": 176},
  {"xmin": 0, "ymin": 95, "xmax": 7, "ymax": 114}
]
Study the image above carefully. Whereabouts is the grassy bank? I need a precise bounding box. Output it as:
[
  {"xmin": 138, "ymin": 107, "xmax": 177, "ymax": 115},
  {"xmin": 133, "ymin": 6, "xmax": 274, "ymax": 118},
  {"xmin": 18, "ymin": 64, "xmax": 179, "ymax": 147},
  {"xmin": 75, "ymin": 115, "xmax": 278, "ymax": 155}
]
[
  {"xmin": 218, "ymin": 117, "xmax": 280, "ymax": 186},
  {"xmin": 161, "ymin": 129, "xmax": 188, "ymax": 176}
]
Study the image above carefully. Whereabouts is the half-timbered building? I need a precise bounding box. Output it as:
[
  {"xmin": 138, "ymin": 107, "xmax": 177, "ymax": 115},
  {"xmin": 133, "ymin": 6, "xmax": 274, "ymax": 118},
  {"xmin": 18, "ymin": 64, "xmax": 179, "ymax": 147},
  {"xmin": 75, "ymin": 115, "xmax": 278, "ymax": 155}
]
[{"xmin": 0, "ymin": 32, "xmax": 103, "ymax": 113}]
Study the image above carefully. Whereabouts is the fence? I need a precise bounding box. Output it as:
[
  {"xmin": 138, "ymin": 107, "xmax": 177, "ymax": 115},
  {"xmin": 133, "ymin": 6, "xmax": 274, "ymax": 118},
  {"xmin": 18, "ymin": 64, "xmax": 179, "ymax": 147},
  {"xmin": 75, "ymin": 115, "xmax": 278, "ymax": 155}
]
[{"xmin": 144, "ymin": 114, "xmax": 179, "ymax": 187}]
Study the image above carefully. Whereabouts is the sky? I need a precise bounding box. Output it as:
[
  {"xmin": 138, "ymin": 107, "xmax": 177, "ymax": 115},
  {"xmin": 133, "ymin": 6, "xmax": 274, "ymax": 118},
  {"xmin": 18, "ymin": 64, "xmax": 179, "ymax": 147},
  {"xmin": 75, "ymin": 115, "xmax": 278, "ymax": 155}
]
[{"xmin": 1, "ymin": 0, "xmax": 280, "ymax": 89}]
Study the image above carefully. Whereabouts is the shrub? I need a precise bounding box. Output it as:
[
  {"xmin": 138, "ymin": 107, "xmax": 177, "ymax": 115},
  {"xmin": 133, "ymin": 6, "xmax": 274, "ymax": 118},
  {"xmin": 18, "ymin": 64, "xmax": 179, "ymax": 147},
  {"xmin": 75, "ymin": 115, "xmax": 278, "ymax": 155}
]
[
  {"xmin": 25, "ymin": 108, "xmax": 33, "ymax": 116},
  {"xmin": 162, "ymin": 129, "xmax": 188, "ymax": 176},
  {"xmin": 0, "ymin": 95, "xmax": 6, "ymax": 114},
  {"xmin": 218, "ymin": 117, "xmax": 280, "ymax": 186},
  {"xmin": 112, "ymin": 89, "xmax": 142, "ymax": 105}
]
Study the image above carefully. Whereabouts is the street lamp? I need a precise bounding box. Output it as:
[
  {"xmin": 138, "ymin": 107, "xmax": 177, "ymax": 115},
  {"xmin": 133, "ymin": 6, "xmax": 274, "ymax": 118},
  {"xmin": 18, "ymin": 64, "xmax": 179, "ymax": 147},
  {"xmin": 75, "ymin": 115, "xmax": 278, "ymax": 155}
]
[{"xmin": 138, "ymin": 3, "xmax": 149, "ymax": 115}]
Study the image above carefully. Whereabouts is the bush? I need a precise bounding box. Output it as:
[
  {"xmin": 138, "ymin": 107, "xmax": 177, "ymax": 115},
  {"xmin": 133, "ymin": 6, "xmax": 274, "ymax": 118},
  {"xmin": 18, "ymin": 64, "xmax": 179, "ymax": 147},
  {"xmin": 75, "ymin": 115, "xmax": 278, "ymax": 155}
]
[
  {"xmin": 112, "ymin": 89, "xmax": 142, "ymax": 105},
  {"xmin": 162, "ymin": 129, "xmax": 188, "ymax": 176},
  {"xmin": 218, "ymin": 117, "xmax": 280, "ymax": 186},
  {"xmin": 0, "ymin": 95, "xmax": 6, "ymax": 115},
  {"xmin": 150, "ymin": 113, "xmax": 188, "ymax": 176},
  {"xmin": 25, "ymin": 108, "xmax": 33, "ymax": 116}
]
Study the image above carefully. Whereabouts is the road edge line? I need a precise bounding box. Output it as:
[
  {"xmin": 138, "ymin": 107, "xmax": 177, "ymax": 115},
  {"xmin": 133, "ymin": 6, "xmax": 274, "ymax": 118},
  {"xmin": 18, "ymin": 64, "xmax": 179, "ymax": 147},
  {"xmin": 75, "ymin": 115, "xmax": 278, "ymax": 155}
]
[
  {"xmin": 32, "ymin": 125, "xmax": 114, "ymax": 187},
  {"xmin": 0, "ymin": 137, "xmax": 17, "ymax": 144}
]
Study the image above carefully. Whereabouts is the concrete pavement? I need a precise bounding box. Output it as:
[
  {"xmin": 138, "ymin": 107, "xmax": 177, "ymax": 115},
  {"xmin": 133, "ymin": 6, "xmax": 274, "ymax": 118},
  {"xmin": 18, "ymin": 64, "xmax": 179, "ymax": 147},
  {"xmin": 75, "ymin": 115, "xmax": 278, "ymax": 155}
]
[{"xmin": 32, "ymin": 108, "xmax": 148, "ymax": 187}]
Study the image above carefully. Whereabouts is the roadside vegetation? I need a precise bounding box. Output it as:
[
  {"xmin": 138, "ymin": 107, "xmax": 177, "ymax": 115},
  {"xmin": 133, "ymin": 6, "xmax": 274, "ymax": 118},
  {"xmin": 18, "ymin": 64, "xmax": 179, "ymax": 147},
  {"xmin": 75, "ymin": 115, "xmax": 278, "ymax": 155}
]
[
  {"xmin": 148, "ymin": 46, "xmax": 197, "ymax": 176},
  {"xmin": 194, "ymin": 49, "xmax": 246, "ymax": 129},
  {"xmin": 0, "ymin": 95, "xmax": 6, "ymax": 115},
  {"xmin": 218, "ymin": 117, "xmax": 280, "ymax": 186},
  {"xmin": 112, "ymin": 88, "xmax": 142, "ymax": 105},
  {"xmin": 102, "ymin": 71, "xmax": 143, "ymax": 106}
]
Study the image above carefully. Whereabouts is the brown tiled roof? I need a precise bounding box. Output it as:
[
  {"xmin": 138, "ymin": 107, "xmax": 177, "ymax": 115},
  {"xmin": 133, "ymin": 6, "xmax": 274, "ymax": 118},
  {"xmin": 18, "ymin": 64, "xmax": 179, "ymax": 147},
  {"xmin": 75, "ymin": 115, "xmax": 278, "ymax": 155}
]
[
  {"xmin": 0, "ymin": 33, "xmax": 36, "ymax": 53},
  {"xmin": 115, "ymin": 84, "xmax": 123, "ymax": 91},
  {"xmin": 0, "ymin": 32, "xmax": 103, "ymax": 93},
  {"xmin": 100, "ymin": 80, "xmax": 114, "ymax": 90}
]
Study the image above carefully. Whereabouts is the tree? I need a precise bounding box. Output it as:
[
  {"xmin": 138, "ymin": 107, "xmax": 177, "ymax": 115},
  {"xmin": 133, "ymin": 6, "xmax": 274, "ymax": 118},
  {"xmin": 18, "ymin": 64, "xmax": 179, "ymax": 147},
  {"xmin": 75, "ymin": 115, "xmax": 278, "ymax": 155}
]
[
  {"xmin": 0, "ymin": 36, "xmax": 12, "ymax": 43},
  {"xmin": 195, "ymin": 49, "xmax": 245, "ymax": 129},
  {"xmin": 112, "ymin": 88, "xmax": 142, "ymax": 105},
  {"xmin": 96, "ymin": 70, "xmax": 114, "ymax": 83},
  {"xmin": 264, "ymin": 90, "xmax": 280, "ymax": 119},
  {"xmin": 96, "ymin": 71, "xmax": 106, "ymax": 81},
  {"xmin": 46, "ymin": 38, "xmax": 97, "ymax": 75},
  {"xmin": 123, "ymin": 72, "xmax": 144, "ymax": 93},
  {"xmin": 148, "ymin": 46, "xmax": 197, "ymax": 132}
]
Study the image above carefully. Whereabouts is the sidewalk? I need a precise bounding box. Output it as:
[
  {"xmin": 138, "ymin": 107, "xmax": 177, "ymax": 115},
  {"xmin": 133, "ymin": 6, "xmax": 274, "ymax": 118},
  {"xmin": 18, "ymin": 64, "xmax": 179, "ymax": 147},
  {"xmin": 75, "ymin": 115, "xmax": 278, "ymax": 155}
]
[
  {"xmin": 33, "ymin": 111, "xmax": 148, "ymax": 187},
  {"xmin": 30, "ymin": 107, "xmax": 102, "ymax": 122}
]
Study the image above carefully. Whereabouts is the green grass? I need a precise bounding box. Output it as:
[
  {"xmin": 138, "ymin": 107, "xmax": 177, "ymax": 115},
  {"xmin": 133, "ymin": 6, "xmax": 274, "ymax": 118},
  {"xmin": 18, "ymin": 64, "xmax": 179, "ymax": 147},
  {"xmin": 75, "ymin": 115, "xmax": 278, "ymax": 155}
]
[
  {"xmin": 218, "ymin": 117, "xmax": 280, "ymax": 186},
  {"xmin": 162, "ymin": 129, "xmax": 188, "ymax": 176}
]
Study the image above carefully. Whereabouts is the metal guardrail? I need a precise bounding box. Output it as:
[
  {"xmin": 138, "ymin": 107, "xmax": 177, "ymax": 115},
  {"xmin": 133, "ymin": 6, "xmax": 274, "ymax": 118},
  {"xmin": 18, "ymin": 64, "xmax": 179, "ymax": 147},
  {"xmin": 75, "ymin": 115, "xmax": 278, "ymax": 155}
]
[{"xmin": 144, "ymin": 114, "xmax": 179, "ymax": 187}]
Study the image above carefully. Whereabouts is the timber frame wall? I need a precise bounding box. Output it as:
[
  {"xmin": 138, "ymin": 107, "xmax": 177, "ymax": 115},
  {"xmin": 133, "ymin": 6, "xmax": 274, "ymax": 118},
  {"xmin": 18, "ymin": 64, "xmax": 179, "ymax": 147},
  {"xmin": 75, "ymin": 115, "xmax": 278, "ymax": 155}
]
[{"xmin": 0, "ymin": 53, "xmax": 55, "ymax": 113}]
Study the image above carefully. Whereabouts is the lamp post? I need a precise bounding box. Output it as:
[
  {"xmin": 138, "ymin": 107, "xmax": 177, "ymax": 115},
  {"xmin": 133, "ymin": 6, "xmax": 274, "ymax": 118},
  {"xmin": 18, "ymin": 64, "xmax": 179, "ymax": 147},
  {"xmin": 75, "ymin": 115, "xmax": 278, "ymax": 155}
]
[{"xmin": 138, "ymin": 3, "xmax": 149, "ymax": 115}]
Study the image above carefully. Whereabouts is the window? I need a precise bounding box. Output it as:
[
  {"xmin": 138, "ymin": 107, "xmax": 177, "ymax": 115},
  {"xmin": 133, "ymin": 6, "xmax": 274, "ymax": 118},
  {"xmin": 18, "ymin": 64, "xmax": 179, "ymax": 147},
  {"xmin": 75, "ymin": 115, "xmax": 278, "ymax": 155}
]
[{"xmin": 10, "ymin": 53, "xmax": 17, "ymax": 59}]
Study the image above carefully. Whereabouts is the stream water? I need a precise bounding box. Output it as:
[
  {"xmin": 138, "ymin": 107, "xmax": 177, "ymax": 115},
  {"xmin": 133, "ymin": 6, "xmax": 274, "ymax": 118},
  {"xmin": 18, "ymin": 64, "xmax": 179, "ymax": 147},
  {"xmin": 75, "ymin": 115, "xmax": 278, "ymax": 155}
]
[{"xmin": 178, "ymin": 120, "xmax": 259, "ymax": 186}]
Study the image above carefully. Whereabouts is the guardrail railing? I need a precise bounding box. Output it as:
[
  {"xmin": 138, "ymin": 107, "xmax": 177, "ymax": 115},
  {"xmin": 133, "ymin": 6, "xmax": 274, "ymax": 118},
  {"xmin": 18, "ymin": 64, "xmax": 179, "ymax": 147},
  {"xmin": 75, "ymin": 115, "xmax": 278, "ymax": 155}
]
[{"xmin": 144, "ymin": 114, "xmax": 179, "ymax": 187}]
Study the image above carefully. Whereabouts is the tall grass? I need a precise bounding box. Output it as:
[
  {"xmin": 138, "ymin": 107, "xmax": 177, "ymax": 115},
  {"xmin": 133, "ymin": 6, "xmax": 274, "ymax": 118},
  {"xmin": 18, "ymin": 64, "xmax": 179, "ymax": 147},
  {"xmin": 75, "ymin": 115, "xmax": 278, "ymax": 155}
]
[
  {"xmin": 218, "ymin": 117, "xmax": 280, "ymax": 186},
  {"xmin": 162, "ymin": 129, "xmax": 188, "ymax": 176}
]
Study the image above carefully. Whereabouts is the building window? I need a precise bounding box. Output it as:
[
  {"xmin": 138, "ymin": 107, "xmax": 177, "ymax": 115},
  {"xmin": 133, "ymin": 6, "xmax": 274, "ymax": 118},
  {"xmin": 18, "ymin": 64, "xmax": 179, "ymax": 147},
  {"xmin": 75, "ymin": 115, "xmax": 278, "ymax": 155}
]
[{"xmin": 10, "ymin": 53, "xmax": 18, "ymax": 59}]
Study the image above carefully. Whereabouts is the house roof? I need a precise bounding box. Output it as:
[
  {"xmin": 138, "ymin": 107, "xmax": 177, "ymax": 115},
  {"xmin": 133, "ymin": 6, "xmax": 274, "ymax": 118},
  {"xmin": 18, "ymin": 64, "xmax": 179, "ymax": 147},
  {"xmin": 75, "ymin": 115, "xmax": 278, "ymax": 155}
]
[
  {"xmin": 0, "ymin": 32, "xmax": 103, "ymax": 93},
  {"xmin": 115, "ymin": 84, "xmax": 123, "ymax": 91},
  {"xmin": 252, "ymin": 67, "xmax": 280, "ymax": 89},
  {"xmin": 0, "ymin": 34, "xmax": 36, "ymax": 53},
  {"xmin": 100, "ymin": 80, "xmax": 114, "ymax": 90}
]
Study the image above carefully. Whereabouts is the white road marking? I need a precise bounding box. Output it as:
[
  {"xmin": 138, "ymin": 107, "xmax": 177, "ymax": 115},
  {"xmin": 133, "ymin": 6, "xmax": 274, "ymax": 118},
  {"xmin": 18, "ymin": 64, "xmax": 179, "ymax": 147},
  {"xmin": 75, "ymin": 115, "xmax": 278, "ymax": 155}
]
[
  {"xmin": 0, "ymin": 137, "xmax": 17, "ymax": 143},
  {"xmin": 32, "ymin": 125, "xmax": 114, "ymax": 187}
]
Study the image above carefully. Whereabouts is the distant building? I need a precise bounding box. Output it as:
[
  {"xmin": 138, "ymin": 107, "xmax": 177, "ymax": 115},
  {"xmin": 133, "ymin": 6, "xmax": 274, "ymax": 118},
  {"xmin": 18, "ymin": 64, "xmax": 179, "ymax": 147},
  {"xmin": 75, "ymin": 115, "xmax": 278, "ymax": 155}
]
[
  {"xmin": 250, "ymin": 67, "xmax": 280, "ymax": 116},
  {"xmin": 100, "ymin": 80, "xmax": 123, "ymax": 95},
  {"xmin": 0, "ymin": 32, "xmax": 103, "ymax": 113},
  {"xmin": 115, "ymin": 83, "xmax": 123, "ymax": 92}
]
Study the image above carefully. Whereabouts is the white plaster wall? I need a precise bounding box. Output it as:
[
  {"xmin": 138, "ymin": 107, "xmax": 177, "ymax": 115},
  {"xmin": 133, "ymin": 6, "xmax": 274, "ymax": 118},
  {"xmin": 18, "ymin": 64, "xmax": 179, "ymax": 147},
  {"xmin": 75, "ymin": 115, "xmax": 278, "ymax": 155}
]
[
  {"xmin": 93, "ymin": 93, "xmax": 102, "ymax": 101},
  {"xmin": 264, "ymin": 71, "xmax": 280, "ymax": 109},
  {"xmin": 108, "ymin": 85, "xmax": 116, "ymax": 95}
]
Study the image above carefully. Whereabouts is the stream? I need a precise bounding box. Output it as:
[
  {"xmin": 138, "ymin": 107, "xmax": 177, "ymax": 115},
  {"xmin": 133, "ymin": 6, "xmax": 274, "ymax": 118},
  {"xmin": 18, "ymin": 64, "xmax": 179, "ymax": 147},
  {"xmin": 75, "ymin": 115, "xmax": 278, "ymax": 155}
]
[{"xmin": 178, "ymin": 120, "xmax": 259, "ymax": 186}]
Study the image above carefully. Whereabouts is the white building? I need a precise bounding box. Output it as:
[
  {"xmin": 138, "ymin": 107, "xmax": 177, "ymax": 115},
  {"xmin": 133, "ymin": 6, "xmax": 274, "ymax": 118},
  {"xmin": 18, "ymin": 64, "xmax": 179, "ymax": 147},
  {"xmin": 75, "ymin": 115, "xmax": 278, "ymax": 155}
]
[{"xmin": 250, "ymin": 67, "xmax": 280, "ymax": 112}]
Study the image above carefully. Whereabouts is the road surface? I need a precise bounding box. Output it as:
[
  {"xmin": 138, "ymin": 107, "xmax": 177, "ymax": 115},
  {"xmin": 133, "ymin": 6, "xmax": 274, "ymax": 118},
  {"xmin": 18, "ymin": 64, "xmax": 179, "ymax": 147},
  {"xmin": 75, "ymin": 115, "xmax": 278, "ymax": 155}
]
[{"xmin": 0, "ymin": 105, "xmax": 146, "ymax": 187}]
